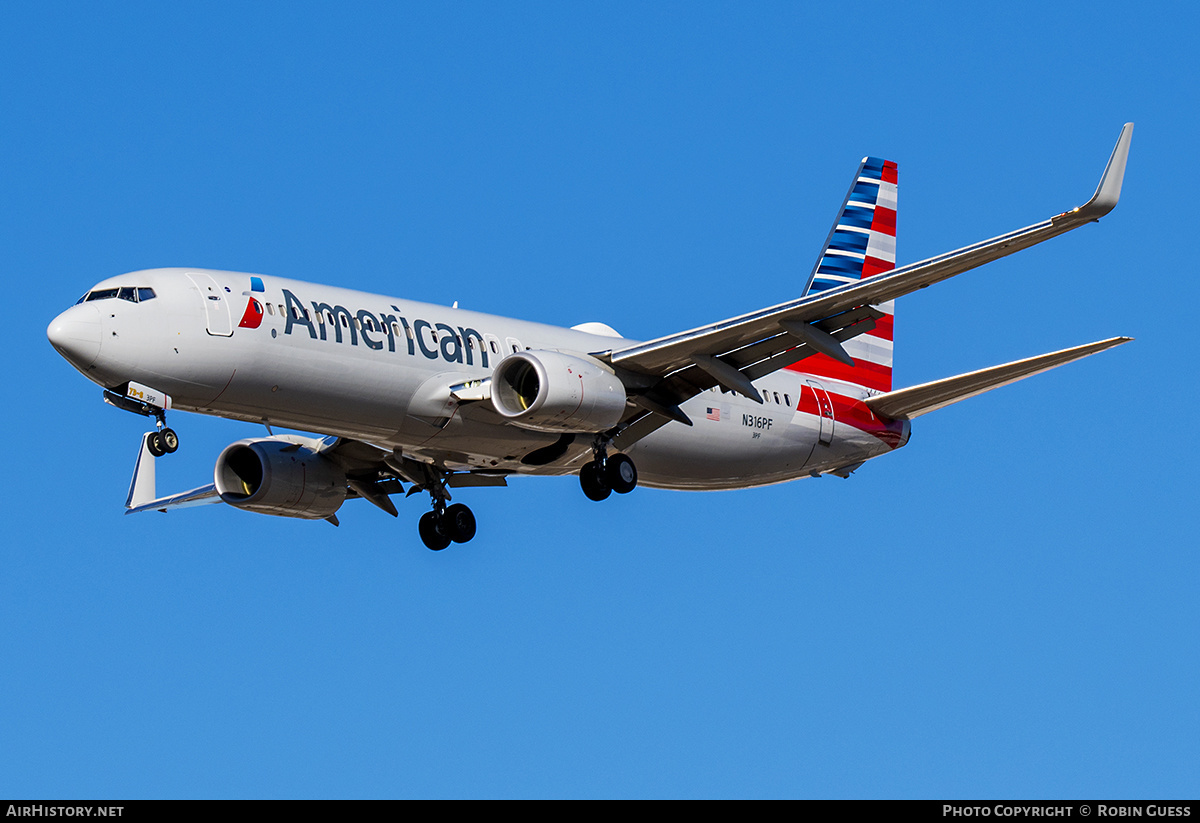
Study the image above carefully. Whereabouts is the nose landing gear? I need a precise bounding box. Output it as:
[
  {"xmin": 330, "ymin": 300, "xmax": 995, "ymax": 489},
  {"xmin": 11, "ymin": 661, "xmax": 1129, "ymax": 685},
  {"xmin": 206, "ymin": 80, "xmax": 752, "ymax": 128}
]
[
  {"xmin": 145, "ymin": 423, "xmax": 179, "ymax": 457},
  {"xmin": 103, "ymin": 383, "xmax": 179, "ymax": 458}
]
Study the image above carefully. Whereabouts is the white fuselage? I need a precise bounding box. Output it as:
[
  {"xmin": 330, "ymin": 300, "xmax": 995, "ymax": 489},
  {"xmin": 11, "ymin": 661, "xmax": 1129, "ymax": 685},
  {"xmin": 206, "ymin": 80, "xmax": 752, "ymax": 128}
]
[{"xmin": 50, "ymin": 269, "xmax": 909, "ymax": 490}]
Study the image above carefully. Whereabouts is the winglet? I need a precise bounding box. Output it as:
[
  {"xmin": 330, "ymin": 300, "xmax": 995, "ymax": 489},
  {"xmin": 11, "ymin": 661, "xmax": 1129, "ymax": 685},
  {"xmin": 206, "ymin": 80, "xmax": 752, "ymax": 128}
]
[
  {"xmin": 126, "ymin": 433, "xmax": 158, "ymax": 509},
  {"xmin": 1074, "ymin": 122, "xmax": 1133, "ymax": 220}
]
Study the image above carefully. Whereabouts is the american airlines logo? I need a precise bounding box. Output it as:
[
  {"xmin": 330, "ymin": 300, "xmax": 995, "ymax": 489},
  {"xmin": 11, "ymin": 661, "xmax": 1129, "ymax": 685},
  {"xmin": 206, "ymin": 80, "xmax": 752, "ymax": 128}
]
[{"xmin": 279, "ymin": 288, "xmax": 495, "ymax": 368}]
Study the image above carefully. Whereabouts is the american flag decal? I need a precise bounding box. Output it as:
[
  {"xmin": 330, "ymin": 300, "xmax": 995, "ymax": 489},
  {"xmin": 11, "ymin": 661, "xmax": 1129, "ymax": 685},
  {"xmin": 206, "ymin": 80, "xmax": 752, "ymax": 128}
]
[{"xmin": 706, "ymin": 407, "xmax": 721, "ymax": 421}]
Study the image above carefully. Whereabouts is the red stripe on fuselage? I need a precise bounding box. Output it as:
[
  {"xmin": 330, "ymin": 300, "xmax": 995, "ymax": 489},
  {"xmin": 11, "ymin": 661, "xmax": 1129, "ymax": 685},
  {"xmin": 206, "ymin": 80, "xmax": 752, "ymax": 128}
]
[{"xmin": 795, "ymin": 384, "xmax": 906, "ymax": 448}]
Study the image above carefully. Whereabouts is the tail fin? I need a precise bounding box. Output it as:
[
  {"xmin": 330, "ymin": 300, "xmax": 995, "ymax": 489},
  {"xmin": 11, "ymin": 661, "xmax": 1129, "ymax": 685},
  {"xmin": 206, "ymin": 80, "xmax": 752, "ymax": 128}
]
[{"xmin": 794, "ymin": 156, "xmax": 897, "ymax": 393}]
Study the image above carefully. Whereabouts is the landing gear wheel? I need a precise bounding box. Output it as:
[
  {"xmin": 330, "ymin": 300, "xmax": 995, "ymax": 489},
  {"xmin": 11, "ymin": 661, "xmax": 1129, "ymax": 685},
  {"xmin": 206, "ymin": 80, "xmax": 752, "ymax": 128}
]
[
  {"xmin": 146, "ymin": 431, "xmax": 166, "ymax": 457},
  {"xmin": 605, "ymin": 454, "xmax": 638, "ymax": 494},
  {"xmin": 579, "ymin": 461, "xmax": 612, "ymax": 501},
  {"xmin": 418, "ymin": 511, "xmax": 452, "ymax": 551},
  {"xmin": 444, "ymin": 503, "xmax": 477, "ymax": 544},
  {"xmin": 160, "ymin": 428, "xmax": 179, "ymax": 454}
]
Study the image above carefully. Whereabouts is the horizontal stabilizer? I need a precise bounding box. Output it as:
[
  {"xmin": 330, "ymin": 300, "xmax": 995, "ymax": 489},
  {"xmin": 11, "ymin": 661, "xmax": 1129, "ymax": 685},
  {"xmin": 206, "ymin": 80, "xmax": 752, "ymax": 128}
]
[{"xmin": 864, "ymin": 337, "xmax": 1132, "ymax": 420}]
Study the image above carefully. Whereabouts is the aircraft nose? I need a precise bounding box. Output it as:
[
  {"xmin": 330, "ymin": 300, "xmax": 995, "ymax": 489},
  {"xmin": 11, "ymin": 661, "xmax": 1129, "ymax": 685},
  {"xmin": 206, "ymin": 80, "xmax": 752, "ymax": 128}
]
[{"xmin": 47, "ymin": 304, "xmax": 102, "ymax": 371}]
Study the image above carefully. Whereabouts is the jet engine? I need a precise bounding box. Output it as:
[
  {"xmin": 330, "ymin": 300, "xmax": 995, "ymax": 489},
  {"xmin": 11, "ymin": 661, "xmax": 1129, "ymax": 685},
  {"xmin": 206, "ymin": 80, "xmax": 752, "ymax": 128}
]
[
  {"xmin": 491, "ymin": 350, "xmax": 628, "ymax": 433},
  {"xmin": 213, "ymin": 438, "xmax": 346, "ymax": 520}
]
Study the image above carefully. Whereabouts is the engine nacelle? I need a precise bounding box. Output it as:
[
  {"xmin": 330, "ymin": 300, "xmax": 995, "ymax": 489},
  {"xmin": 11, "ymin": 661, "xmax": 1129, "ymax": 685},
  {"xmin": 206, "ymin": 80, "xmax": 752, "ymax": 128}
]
[
  {"xmin": 214, "ymin": 438, "xmax": 347, "ymax": 520},
  {"xmin": 491, "ymin": 350, "xmax": 628, "ymax": 433}
]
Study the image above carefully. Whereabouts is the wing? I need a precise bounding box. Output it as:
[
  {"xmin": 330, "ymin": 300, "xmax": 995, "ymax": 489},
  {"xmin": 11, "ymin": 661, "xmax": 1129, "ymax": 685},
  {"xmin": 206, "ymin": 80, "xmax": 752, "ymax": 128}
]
[
  {"xmin": 123, "ymin": 431, "xmax": 507, "ymax": 520},
  {"xmin": 598, "ymin": 124, "xmax": 1133, "ymax": 449}
]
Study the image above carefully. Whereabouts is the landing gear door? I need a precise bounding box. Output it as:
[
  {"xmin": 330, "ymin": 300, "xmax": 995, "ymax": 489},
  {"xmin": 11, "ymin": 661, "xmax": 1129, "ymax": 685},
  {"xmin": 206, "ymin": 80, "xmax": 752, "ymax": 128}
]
[
  {"xmin": 806, "ymin": 379, "xmax": 835, "ymax": 446},
  {"xmin": 186, "ymin": 272, "xmax": 233, "ymax": 337}
]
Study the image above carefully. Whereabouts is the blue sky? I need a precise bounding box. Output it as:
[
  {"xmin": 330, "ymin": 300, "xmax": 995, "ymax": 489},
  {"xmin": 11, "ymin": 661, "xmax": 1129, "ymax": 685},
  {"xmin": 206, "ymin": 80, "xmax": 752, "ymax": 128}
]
[{"xmin": 3, "ymin": 2, "xmax": 1197, "ymax": 799}]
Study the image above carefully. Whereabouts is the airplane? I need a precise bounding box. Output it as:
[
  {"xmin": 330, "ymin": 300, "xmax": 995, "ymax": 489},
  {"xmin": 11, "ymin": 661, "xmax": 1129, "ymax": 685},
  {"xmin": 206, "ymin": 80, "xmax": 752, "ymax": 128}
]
[{"xmin": 47, "ymin": 124, "xmax": 1134, "ymax": 551}]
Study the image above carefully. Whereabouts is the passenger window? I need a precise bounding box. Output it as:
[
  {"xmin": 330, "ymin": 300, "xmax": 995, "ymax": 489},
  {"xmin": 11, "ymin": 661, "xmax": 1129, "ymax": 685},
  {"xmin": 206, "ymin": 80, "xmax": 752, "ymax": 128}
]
[
  {"xmin": 266, "ymin": 303, "xmax": 275, "ymax": 316},
  {"xmin": 774, "ymin": 392, "xmax": 781, "ymax": 404},
  {"xmin": 784, "ymin": 394, "xmax": 791, "ymax": 407}
]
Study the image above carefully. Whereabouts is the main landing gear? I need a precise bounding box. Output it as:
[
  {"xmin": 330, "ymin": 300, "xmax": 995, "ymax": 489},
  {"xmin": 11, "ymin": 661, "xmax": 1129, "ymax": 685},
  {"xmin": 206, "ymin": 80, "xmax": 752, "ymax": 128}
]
[
  {"xmin": 413, "ymin": 469, "xmax": 477, "ymax": 551},
  {"xmin": 418, "ymin": 501, "xmax": 477, "ymax": 551},
  {"xmin": 386, "ymin": 455, "xmax": 480, "ymax": 552},
  {"xmin": 579, "ymin": 448, "xmax": 638, "ymax": 501}
]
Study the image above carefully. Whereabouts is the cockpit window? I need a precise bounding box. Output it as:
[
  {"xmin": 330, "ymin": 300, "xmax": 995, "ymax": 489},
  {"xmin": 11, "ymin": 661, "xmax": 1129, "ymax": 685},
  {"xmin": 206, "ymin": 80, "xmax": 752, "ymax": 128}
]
[{"xmin": 80, "ymin": 287, "xmax": 156, "ymax": 304}]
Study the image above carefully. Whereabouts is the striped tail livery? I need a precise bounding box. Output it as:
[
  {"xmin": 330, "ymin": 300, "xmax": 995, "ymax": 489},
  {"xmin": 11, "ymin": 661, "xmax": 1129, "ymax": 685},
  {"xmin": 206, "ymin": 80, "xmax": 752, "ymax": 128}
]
[{"xmin": 795, "ymin": 156, "xmax": 898, "ymax": 394}]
